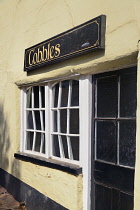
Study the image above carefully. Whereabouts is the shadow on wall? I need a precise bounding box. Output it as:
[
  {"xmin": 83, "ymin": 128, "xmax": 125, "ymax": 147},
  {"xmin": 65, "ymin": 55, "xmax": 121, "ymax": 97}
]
[
  {"xmin": 0, "ymin": 104, "xmax": 11, "ymax": 170},
  {"xmin": 0, "ymin": 103, "xmax": 22, "ymax": 201}
]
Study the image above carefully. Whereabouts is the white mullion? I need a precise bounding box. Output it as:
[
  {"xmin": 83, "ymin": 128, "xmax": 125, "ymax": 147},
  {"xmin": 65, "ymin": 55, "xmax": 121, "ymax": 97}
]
[
  {"xmin": 21, "ymin": 88, "xmax": 27, "ymax": 152},
  {"xmin": 39, "ymin": 86, "xmax": 44, "ymax": 153},
  {"xmin": 80, "ymin": 75, "xmax": 92, "ymax": 210},
  {"xmin": 32, "ymin": 87, "xmax": 36, "ymax": 151},
  {"xmin": 45, "ymin": 85, "xmax": 50, "ymax": 157},
  {"xmin": 51, "ymin": 106, "xmax": 78, "ymax": 110},
  {"xmin": 57, "ymin": 82, "xmax": 64, "ymax": 157},
  {"xmin": 67, "ymin": 136, "xmax": 74, "ymax": 160},
  {"xmin": 67, "ymin": 81, "xmax": 72, "ymax": 159},
  {"xmin": 50, "ymin": 84, "xmax": 56, "ymax": 157},
  {"xmin": 26, "ymin": 108, "xmax": 45, "ymax": 111},
  {"xmin": 26, "ymin": 129, "xmax": 45, "ymax": 133},
  {"xmin": 32, "ymin": 132, "xmax": 36, "ymax": 151},
  {"xmin": 51, "ymin": 132, "xmax": 79, "ymax": 136},
  {"xmin": 58, "ymin": 135, "xmax": 65, "ymax": 158},
  {"xmin": 40, "ymin": 133, "xmax": 44, "ymax": 153}
]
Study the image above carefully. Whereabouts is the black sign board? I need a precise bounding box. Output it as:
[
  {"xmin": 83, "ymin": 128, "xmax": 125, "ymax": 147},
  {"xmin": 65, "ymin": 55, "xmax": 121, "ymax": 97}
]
[{"xmin": 24, "ymin": 15, "xmax": 106, "ymax": 71}]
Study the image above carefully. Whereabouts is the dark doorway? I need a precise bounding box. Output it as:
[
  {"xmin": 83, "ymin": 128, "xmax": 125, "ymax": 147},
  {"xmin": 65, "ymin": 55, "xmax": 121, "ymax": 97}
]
[{"xmin": 91, "ymin": 67, "xmax": 137, "ymax": 210}]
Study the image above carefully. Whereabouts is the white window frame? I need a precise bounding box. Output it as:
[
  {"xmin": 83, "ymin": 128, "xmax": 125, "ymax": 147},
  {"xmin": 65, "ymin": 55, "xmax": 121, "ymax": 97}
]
[{"xmin": 20, "ymin": 74, "xmax": 92, "ymax": 210}]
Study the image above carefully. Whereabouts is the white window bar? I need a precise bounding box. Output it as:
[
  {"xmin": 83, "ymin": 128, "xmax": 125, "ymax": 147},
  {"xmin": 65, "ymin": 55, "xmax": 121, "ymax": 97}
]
[
  {"xmin": 67, "ymin": 80, "xmax": 73, "ymax": 160},
  {"xmin": 21, "ymin": 88, "xmax": 27, "ymax": 152},
  {"xmin": 79, "ymin": 75, "xmax": 92, "ymax": 210},
  {"xmin": 39, "ymin": 86, "xmax": 44, "ymax": 153},
  {"xmin": 45, "ymin": 85, "xmax": 50, "ymax": 157},
  {"xmin": 57, "ymin": 82, "xmax": 64, "ymax": 158}
]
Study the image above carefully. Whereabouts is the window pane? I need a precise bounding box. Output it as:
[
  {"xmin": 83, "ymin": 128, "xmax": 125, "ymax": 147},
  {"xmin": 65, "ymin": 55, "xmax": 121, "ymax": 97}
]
[
  {"xmin": 40, "ymin": 86, "xmax": 45, "ymax": 108},
  {"xmin": 34, "ymin": 132, "xmax": 41, "ymax": 152},
  {"xmin": 71, "ymin": 80, "xmax": 79, "ymax": 106},
  {"xmin": 52, "ymin": 135, "xmax": 60, "ymax": 157},
  {"xmin": 26, "ymin": 88, "xmax": 32, "ymax": 108},
  {"xmin": 42, "ymin": 111, "xmax": 45, "ymax": 130},
  {"xmin": 27, "ymin": 111, "xmax": 33, "ymax": 129},
  {"xmin": 34, "ymin": 111, "xmax": 41, "ymax": 130},
  {"xmin": 61, "ymin": 80, "xmax": 69, "ymax": 107},
  {"xmin": 26, "ymin": 131, "xmax": 33, "ymax": 150},
  {"xmin": 41, "ymin": 133, "xmax": 45, "ymax": 154},
  {"xmin": 70, "ymin": 109, "xmax": 79, "ymax": 134},
  {"xmin": 53, "ymin": 83, "xmax": 59, "ymax": 107},
  {"xmin": 70, "ymin": 137, "xmax": 79, "ymax": 160},
  {"xmin": 60, "ymin": 109, "xmax": 67, "ymax": 133},
  {"xmin": 34, "ymin": 86, "xmax": 39, "ymax": 108},
  {"xmin": 96, "ymin": 76, "xmax": 118, "ymax": 117},
  {"xmin": 52, "ymin": 111, "xmax": 57, "ymax": 132},
  {"xmin": 96, "ymin": 121, "xmax": 117, "ymax": 163},
  {"xmin": 119, "ymin": 121, "xmax": 136, "ymax": 167},
  {"xmin": 120, "ymin": 72, "xmax": 137, "ymax": 117},
  {"xmin": 61, "ymin": 135, "xmax": 68, "ymax": 158}
]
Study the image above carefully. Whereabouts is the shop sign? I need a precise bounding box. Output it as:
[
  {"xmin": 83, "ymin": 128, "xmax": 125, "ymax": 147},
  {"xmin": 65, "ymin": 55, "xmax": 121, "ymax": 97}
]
[{"xmin": 24, "ymin": 15, "xmax": 106, "ymax": 72}]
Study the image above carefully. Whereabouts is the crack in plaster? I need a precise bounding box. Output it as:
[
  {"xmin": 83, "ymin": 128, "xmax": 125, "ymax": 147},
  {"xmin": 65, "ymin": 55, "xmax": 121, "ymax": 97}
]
[
  {"xmin": 108, "ymin": 19, "xmax": 135, "ymax": 34},
  {"xmin": 64, "ymin": 0, "xmax": 74, "ymax": 27}
]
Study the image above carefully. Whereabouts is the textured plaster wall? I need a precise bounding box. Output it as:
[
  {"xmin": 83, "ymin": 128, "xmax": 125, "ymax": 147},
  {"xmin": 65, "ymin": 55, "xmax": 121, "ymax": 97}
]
[{"xmin": 0, "ymin": 0, "xmax": 140, "ymax": 209}]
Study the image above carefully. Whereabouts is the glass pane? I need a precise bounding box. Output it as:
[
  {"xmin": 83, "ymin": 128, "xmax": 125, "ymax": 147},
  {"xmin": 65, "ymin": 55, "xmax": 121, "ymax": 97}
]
[
  {"xmin": 41, "ymin": 133, "xmax": 45, "ymax": 154},
  {"xmin": 53, "ymin": 111, "xmax": 57, "ymax": 132},
  {"xmin": 96, "ymin": 76, "xmax": 118, "ymax": 117},
  {"xmin": 120, "ymin": 72, "xmax": 137, "ymax": 117},
  {"xmin": 71, "ymin": 80, "xmax": 79, "ymax": 106},
  {"xmin": 119, "ymin": 121, "xmax": 136, "ymax": 167},
  {"xmin": 96, "ymin": 121, "xmax": 117, "ymax": 163},
  {"xmin": 26, "ymin": 88, "xmax": 32, "ymax": 108},
  {"xmin": 26, "ymin": 131, "xmax": 33, "ymax": 150},
  {"xmin": 70, "ymin": 137, "xmax": 79, "ymax": 160},
  {"xmin": 60, "ymin": 109, "xmax": 67, "ymax": 133},
  {"xmin": 61, "ymin": 80, "xmax": 69, "ymax": 107},
  {"xmin": 34, "ymin": 86, "xmax": 39, "ymax": 108},
  {"xmin": 53, "ymin": 83, "xmax": 59, "ymax": 107},
  {"xmin": 52, "ymin": 135, "xmax": 60, "ymax": 157},
  {"xmin": 34, "ymin": 132, "xmax": 41, "ymax": 152},
  {"xmin": 70, "ymin": 109, "xmax": 79, "ymax": 134},
  {"xmin": 27, "ymin": 111, "xmax": 33, "ymax": 129},
  {"xmin": 34, "ymin": 111, "xmax": 41, "ymax": 130},
  {"xmin": 40, "ymin": 86, "xmax": 45, "ymax": 108},
  {"xmin": 42, "ymin": 111, "xmax": 45, "ymax": 130},
  {"xmin": 61, "ymin": 135, "xmax": 68, "ymax": 158}
]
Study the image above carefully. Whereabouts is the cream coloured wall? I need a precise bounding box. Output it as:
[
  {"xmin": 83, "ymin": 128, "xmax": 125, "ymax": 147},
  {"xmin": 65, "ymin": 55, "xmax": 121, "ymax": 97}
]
[{"xmin": 0, "ymin": 0, "xmax": 140, "ymax": 209}]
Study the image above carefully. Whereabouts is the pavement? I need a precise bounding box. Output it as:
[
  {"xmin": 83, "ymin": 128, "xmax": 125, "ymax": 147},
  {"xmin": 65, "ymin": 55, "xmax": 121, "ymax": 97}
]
[{"xmin": 0, "ymin": 186, "xmax": 27, "ymax": 210}]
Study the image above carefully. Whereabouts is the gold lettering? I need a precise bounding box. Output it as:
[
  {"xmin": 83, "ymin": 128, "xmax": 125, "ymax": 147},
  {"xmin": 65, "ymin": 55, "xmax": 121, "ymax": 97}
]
[
  {"xmin": 50, "ymin": 46, "xmax": 55, "ymax": 59},
  {"xmin": 28, "ymin": 50, "xmax": 34, "ymax": 66},
  {"xmin": 42, "ymin": 46, "xmax": 48, "ymax": 61},
  {"xmin": 32, "ymin": 53, "xmax": 38, "ymax": 64},
  {"xmin": 38, "ymin": 48, "xmax": 43, "ymax": 62},
  {"xmin": 48, "ymin": 43, "xmax": 51, "ymax": 60},
  {"xmin": 55, "ymin": 44, "xmax": 61, "ymax": 57}
]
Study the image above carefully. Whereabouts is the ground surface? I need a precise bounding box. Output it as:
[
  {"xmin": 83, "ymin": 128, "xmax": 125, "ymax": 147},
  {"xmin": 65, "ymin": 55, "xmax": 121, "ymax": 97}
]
[{"xmin": 0, "ymin": 186, "xmax": 27, "ymax": 210}]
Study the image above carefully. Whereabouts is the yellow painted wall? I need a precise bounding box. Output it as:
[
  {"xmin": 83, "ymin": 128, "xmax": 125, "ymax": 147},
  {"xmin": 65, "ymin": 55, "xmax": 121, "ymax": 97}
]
[{"xmin": 0, "ymin": 0, "xmax": 140, "ymax": 209}]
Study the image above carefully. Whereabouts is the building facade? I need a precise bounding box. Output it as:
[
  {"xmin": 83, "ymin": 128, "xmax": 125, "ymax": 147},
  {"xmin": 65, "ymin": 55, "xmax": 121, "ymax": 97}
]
[{"xmin": 0, "ymin": 0, "xmax": 140, "ymax": 210}]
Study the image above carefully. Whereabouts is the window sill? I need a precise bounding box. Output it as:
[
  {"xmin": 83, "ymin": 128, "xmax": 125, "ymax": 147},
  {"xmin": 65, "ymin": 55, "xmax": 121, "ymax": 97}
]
[{"xmin": 14, "ymin": 152, "xmax": 82, "ymax": 176}]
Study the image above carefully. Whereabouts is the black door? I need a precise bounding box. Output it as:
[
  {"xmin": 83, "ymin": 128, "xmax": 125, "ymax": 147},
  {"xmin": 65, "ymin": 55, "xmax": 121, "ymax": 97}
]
[{"xmin": 92, "ymin": 67, "xmax": 137, "ymax": 210}]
